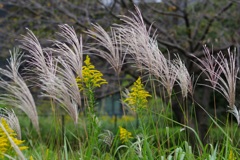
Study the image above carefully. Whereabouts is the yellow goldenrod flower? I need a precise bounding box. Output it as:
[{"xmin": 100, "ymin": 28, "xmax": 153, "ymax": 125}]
[
  {"xmin": 76, "ymin": 55, "xmax": 107, "ymax": 91},
  {"xmin": 228, "ymin": 150, "xmax": 236, "ymax": 160},
  {"xmin": 119, "ymin": 126, "xmax": 132, "ymax": 143},
  {"xmin": 124, "ymin": 77, "xmax": 151, "ymax": 111},
  {"xmin": 0, "ymin": 118, "xmax": 27, "ymax": 158},
  {"xmin": 121, "ymin": 115, "xmax": 135, "ymax": 122}
]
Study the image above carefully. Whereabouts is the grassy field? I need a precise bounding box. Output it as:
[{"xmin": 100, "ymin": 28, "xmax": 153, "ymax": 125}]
[{"xmin": 0, "ymin": 6, "xmax": 240, "ymax": 160}]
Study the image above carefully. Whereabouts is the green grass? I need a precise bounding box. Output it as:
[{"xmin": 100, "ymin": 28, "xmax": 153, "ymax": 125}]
[{"xmin": 11, "ymin": 110, "xmax": 239, "ymax": 159}]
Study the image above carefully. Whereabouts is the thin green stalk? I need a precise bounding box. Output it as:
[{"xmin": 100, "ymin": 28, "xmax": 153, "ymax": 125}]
[
  {"xmin": 213, "ymin": 91, "xmax": 217, "ymax": 120},
  {"xmin": 117, "ymin": 73, "xmax": 125, "ymax": 116},
  {"xmin": 84, "ymin": 86, "xmax": 101, "ymax": 159},
  {"xmin": 138, "ymin": 110, "xmax": 154, "ymax": 160},
  {"xmin": 148, "ymin": 75, "xmax": 162, "ymax": 152},
  {"xmin": 167, "ymin": 94, "xmax": 174, "ymax": 129},
  {"xmin": 152, "ymin": 109, "xmax": 204, "ymax": 151}
]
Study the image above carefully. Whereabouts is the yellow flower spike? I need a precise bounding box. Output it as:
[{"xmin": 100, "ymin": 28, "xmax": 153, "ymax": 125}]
[
  {"xmin": 76, "ymin": 55, "xmax": 107, "ymax": 91},
  {"xmin": 228, "ymin": 149, "xmax": 236, "ymax": 160},
  {"xmin": 119, "ymin": 126, "xmax": 133, "ymax": 143},
  {"xmin": 0, "ymin": 118, "xmax": 27, "ymax": 158},
  {"xmin": 124, "ymin": 77, "xmax": 151, "ymax": 112}
]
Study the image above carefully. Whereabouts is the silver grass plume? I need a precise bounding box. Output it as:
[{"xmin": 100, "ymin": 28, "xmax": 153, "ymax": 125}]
[
  {"xmin": 117, "ymin": 6, "xmax": 177, "ymax": 96},
  {"xmin": 0, "ymin": 48, "xmax": 39, "ymax": 133},
  {"xmin": 48, "ymin": 24, "xmax": 83, "ymax": 123},
  {"xmin": 98, "ymin": 130, "xmax": 114, "ymax": 148},
  {"xmin": 20, "ymin": 27, "xmax": 81, "ymax": 124},
  {"xmin": 55, "ymin": 58, "xmax": 80, "ymax": 123},
  {"xmin": 214, "ymin": 49, "xmax": 238, "ymax": 109},
  {"xmin": 116, "ymin": 6, "xmax": 159, "ymax": 71},
  {"xmin": 50, "ymin": 24, "xmax": 83, "ymax": 77},
  {"xmin": 86, "ymin": 24, "xmax": 126, "ymax": 75},
  {"xmin": 0, "ymin": 108, "xmax": 21, "ymax": 139},
  {"xmin": 39, "ymin": 57, "xmax": 79, "ymax": 124},
  {"xmin": 131, "ymin": 134, "xmax": 143, "ymax": 158},
  {"xmin": 20, "ymin": 29, "xmax": 49, "ymax": 76},
  {"xmin": 215, "ymin": 50, "xmax": 239, "ymax": 124},
  {"xmin": 194, "ymin": 45, "xmax": 223, "ymax": 89},
  {"xmin": 175, "ymin": 55, "xmax": 193, "ymax": 98},
  {"xmin": 197, "ymin": 47, "xmax": 239, "ymax": 124},
  {"xmin": 227, "ymin": 105, "xmax": 240, "ymax": 125}
]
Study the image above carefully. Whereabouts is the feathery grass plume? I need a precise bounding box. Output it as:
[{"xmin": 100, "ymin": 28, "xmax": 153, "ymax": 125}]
[
  {"xmin": 194, "ymin": 45, "xmax": 223, "ymax": 89},
  {"xmin": 0, "ymin": 118, "xmax": 27, "ymax": 159},
  {"xmin": 20, "ymin": 29, "xmax": 49, "ymax": 76},
  {"xmin": 50, "ymin": 24, "xmax": 83, "ymax": 77},
  {"xmin": 194, "ymin": 45, "xmax": 223, "ymax": 119},
  {"xmin": 195, "ymin": 47, "xmax": 239, "ymax": 123},
  {"xmin": 116, "ymin": 6, "xmax": 159, "ymax": 71},
  {"xmin": 198, "ymin": 47, "xmax": 240, "ymax": 124},
  {"xmin": 227, "ymin": 105, "xmax": 240, "ymax": 125},
  {"xmin": 20, "ymin": 29, "xmax": 81, "ymax": 124},
  {"xmin": 214, "ymin": 49, "xmax": 238, "ymax": 109},
  {"xmin": 19, "ymin": 28, "xmax": 59, "ymax": 94},
  {"xmin": 175, "ymin": 55, "xmax": 193, "ymax": 98},
  {"xmin": 98, "ymin": 130, "xmax": 114, "ymax": 148},
  {"xmin": 117, "ymin": 6, "xmax": 177, "ymax": 96},
  {"xmin": 158, "ymin": 58, "xmax": 179, "ymax": 97},
  {"xmin": 39, "ymin": 57, "xmax": 80, "ymax": 124},
  {"xmin": 86, "ymin": 24, "xmax": 126, "ymax": 75},
  {"xmin": 213, "ymin": 49, "xmax": 239, "ymax": 124},
  {"xmin": 57, "ymin": 58, "xmax": 81, "ymax": 123},
  {"xmin": 0, "ymin": 49, "xmax": 39, "ymax": 133},
  {"xmin": 0, "ymin": 108, "xmax": 21, "ymax": 139},
  {"xmin": 44, "ymin": 58, "xmax": 80, "ymax": 123},
  {"xmin": 119, "ymin": 126, "xmax": 133, "ymax": 143},
  {"xmin": 132, "ymin": 134, "xmax": 143, "ymax": 158},
  {"xmin": 123, "ymin": 77, "xmax": 151, "ymax": 112}
]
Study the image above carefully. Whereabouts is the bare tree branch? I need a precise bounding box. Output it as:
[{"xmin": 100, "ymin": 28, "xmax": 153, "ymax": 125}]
[{"xmin": 193, "ymin": 2, "xmax": 233, "ymax": 51}]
